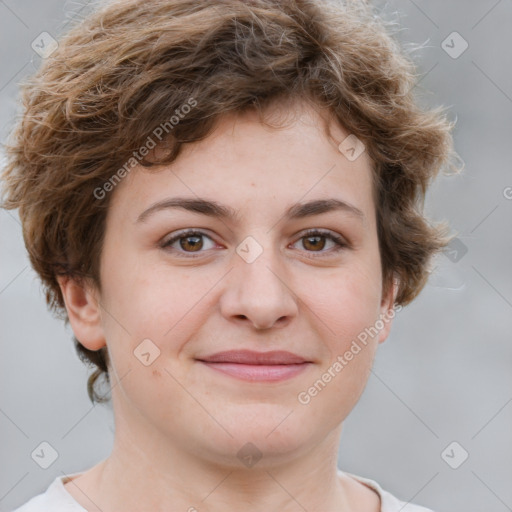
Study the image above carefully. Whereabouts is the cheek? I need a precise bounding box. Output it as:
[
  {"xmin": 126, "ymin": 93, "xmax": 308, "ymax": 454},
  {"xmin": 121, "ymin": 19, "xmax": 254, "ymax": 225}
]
[
  {"xmin": 99, "ymin": 256, "xmax": 216, "ymax": 356},
  {"xmin": 97, "ymin": 265, "xmax": 209, "ymax": 412},
  {"xmin": 294, "ymin": 268, "xmax": 381, "ymax": 427},
  {"xmin": 304, "ymin": 262, "xmax": 383, "ymax": 349}
]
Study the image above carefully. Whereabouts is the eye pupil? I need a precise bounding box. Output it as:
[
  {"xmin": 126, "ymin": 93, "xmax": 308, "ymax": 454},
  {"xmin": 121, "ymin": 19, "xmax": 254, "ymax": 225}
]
[
  {"xmin": 303, "ymin": 235, "xmax": 326, "ymax": 251},
  {"xmin": 165, "ymin": 230, "xmax": 343, "ymax": 257},
  {"xmin": 180, "ymin": 235, "xmax": 203, "ymax": 252}
]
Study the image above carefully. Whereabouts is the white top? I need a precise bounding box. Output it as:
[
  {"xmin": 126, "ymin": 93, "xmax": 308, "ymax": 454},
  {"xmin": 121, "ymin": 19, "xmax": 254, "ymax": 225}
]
[{"xmin": 12, "ymin": 469, "xmax": 435, "ymax": 511}]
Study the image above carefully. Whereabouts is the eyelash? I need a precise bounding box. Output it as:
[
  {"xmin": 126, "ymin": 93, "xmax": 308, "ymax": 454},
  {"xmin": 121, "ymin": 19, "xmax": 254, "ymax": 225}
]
[{"xmin": 160, "ymin": 228, "xmax": 349, "ymax": 259}]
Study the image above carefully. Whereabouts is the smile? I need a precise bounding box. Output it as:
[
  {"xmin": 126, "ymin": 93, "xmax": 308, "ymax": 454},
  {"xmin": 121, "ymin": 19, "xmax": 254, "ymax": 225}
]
[{"xmin": 198, "ymin": 361, "xmax": 312, "ymax": 382}]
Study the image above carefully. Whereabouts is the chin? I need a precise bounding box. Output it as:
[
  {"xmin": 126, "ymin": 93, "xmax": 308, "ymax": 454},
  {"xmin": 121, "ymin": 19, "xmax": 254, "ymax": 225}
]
[{"xmin": 198, "ymin": 406, "xmax": 317, "ymax": 465}]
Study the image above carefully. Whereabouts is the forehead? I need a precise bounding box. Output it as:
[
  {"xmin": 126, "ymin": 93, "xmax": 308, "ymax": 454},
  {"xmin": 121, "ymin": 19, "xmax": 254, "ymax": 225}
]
[{"xmin": 107, "ymin": 101, "xmax": 376, "ymax": 226}]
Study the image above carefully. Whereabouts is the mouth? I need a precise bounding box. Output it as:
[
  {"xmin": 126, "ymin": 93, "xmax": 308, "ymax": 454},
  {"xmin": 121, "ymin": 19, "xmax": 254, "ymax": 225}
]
[{"xmin": 195, "ymin": 350, "xmax": 313, "ymax": 382}]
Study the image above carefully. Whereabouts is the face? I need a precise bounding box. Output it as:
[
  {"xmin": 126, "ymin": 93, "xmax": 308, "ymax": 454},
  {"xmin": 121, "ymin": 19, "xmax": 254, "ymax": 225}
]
[{"xmin": 66, "ymin": 101, "xmax": 396, "ymax": 468}]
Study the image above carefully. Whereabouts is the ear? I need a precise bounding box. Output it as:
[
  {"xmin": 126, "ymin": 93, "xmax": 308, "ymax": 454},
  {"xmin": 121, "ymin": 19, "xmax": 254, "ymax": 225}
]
[
  {"xmin": 57, "ymin": 276, "xmax": 106, "ymax": 351},
  {"xmin": 377, "ymin": 275, "xmax": 400, "ymax": 344}
]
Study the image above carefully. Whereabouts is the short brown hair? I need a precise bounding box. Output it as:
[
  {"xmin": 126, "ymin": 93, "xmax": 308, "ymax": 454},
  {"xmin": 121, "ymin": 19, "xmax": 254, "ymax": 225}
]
[{"xmin": 1, "ymin": 0, "xmax": 460, "ymax": 403}]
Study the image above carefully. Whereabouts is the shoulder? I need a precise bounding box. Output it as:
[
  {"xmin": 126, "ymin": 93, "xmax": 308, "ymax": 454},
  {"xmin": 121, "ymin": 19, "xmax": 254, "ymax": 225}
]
[
  {"xmin": 11, "ymin": 473, "xmax": 86, "ymax": 512},
  {"xmin": 11, "ymin": 492, "xmax": 50, "ymax": 512},
  {"xmin": 339, "ymin": 469, "xmax": 437, "ymax": 512}
]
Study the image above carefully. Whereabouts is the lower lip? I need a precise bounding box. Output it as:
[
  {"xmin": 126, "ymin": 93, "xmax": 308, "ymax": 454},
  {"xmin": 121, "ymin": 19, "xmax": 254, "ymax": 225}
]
[{"xmin": 198, "ymin": 362, "xmax": 311, "ymax": 382}]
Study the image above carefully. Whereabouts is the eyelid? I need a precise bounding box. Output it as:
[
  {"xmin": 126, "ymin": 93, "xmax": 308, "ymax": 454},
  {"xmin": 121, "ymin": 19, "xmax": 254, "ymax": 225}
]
[
  {"xmin": 160, "ymin": 228, "xmax": 349, "ymax": 257},
  {"xmin": 291, "ymin": 228, "xmax": 349, "ymax": 256},
  {"xmin": 160, "ymin": 229, "xmax": 219, "ymax": 256}
]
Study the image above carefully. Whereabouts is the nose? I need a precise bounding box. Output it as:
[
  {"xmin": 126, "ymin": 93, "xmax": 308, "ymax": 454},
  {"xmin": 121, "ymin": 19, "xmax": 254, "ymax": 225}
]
[{"xmin": 219, "ymin": 242, "xmax": 298, "ymax": 330}]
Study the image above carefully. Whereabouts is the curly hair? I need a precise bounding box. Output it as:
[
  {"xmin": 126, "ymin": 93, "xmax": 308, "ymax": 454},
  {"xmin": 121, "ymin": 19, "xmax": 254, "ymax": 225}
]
[{"xmin": 1, "ymin": 0, "xmax": 460, "ymax": 404}]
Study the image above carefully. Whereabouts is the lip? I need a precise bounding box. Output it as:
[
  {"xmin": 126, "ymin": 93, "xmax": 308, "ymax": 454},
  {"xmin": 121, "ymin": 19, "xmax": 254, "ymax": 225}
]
[
  {"xmin": 196, "ymin": 350, "xmax": 312, "ymax": 382},
  {"xmin": 197, "ymin": 350, "xmax": 310, "ymax": 365}
]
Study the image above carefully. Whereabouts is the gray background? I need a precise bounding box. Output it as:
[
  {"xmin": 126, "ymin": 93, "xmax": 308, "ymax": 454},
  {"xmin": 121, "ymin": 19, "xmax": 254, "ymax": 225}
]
[{"xmin": 1, "ymin": 1, "xmax": 511, "ymax": 511}]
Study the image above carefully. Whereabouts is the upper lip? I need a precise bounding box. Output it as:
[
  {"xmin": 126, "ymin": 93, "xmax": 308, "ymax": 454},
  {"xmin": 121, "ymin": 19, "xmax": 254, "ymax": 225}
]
[{"xmin": 196, "ymin": 350, "xmax": 310, "ymax": 365}]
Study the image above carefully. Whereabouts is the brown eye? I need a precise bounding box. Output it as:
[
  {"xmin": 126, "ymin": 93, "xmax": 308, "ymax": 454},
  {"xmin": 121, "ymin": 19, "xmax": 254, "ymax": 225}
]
[
  {"xmin": 291, "ymin": 229, "xmax": 348, "ymax": 257},
  {"xmin": 179, "ymin": 234, "xmax": 203, "ymax": 252},
  {"xmin": 302, "ymin": 234, "xmax": 327, "ymax": 251},
  {"xmin": 161, "ymin": 230, "xmax": 216, "ymax": 256}
]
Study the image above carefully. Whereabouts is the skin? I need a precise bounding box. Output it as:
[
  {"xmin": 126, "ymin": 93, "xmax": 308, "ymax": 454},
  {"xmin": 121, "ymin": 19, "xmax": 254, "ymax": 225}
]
[{"xmin": 58, "ymin": 99, "xmax": 397, "ymax": 511}]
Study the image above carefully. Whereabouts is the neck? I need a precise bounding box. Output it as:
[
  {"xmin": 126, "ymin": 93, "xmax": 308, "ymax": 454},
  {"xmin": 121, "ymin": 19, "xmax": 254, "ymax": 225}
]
[{"xmin": 63, "ymin": 425, "xmax": 377, "ymax": 511}]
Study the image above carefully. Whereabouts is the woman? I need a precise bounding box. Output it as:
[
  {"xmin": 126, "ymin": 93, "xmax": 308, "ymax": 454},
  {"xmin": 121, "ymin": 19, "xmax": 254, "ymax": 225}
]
[{"xmin": 3, "ymin": 0, "xmax": 459, "ymax": 510}]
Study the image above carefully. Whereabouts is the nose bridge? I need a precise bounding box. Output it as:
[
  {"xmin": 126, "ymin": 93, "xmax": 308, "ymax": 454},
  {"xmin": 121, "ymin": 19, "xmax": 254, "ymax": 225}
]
[
  {"xmin": 221, "ymin": 233, "xmax": 298, "ymax": 329},
  {"xmin": 236, "ymin": 234, "xmax": 290, "ymax": 299}
]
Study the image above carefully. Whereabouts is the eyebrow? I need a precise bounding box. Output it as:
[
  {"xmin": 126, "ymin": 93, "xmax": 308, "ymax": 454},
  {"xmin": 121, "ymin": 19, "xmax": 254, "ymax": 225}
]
[{"xmin": 136, "ymin": 197, "xmax": 366, "ymax": 224}]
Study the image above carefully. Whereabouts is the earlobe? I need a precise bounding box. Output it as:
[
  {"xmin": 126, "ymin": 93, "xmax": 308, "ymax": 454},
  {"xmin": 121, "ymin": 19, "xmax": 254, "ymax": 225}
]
[{"xmin": 57, "ymin": 276, "xmax": 106, "ymax": 351}]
